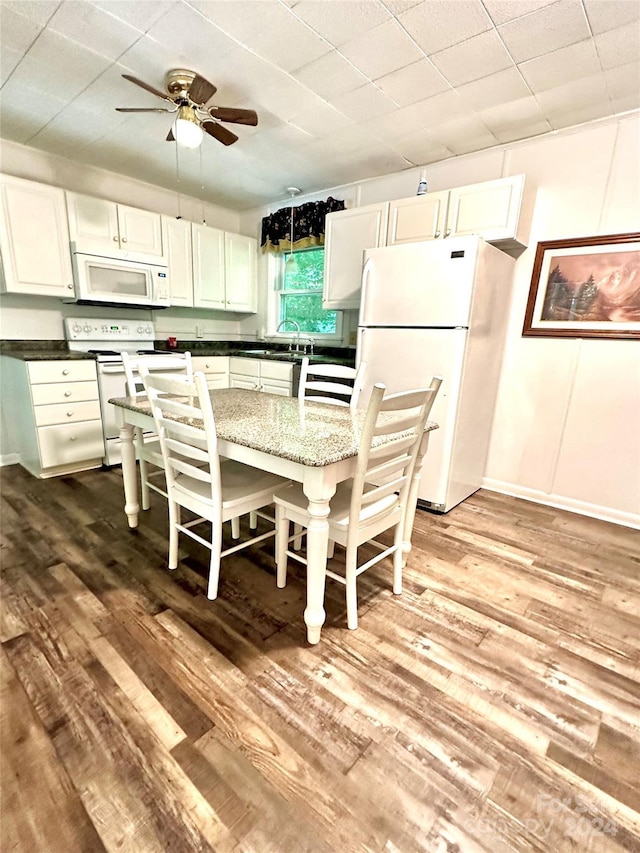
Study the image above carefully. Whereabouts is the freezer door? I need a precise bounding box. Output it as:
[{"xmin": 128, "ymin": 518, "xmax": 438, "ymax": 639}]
[
  {"xmin": 356, "ymin": 326, "xmax": 467, "ymax": 509},
  {"xmin": 360, "ymin": 237, "xmax": 480, "ymax": 327}
]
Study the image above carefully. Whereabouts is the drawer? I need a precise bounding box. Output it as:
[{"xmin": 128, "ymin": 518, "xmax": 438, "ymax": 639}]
[
  {"xmin": 28, "ymin": 360, "xmax": 97, "ymax": 384},
  {"xmin": 191, "ymin": 355, "xmax": 229, "ymax": 373},
  {"xmin": 229, "ymin": 357, "xmax": 259, "ymax": 377},
  {"xmin": 34, "ymin": 400, "xmax": 102, "ymax": 427},
  {"xmin": 260, "ymin": 360, "xmax": 293, "ymax": 380},
  {"xmin": 31, "ymin": 380, "xmax": 98, "ymax": 406},
  {"xmin": 37, "ymin": 420, "xmax": 105, "ymax": 469}
]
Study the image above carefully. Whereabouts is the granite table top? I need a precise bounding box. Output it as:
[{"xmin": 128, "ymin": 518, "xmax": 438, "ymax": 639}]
[{"xmin": 110, "ymin": 387, "xmax": 437, "ymax": 468}]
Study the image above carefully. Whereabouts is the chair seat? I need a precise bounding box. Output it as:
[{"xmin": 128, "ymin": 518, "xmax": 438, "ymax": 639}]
[
  {"xmin": 175, "ymin": 461, "xmax": 285, "ymax": 512},
  {"xmin": 274, "ymin": 480, "xmax": 399, "ymax": 528}
]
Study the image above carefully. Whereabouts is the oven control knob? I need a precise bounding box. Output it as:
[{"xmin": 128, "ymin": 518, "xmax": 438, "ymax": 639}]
[
  {"xmin": 72, "ymin": 323, "xmax": 82, "ymax": 334},
  {"xmin": 137, "ymin": 325, "xmax": 145, "ymax": 333},
  {"xmin": 83, "ymin": 324, "xmax": 92, "ymax": 333},
  {"xmin": 145, "ymin": 325, "xmax": 152, "ymax": 334}
]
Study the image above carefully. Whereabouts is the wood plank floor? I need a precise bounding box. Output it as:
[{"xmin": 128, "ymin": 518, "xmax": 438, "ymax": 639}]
[{"xmin": 1, "ymin": 462, "xmax": 639, "ymax": 853}]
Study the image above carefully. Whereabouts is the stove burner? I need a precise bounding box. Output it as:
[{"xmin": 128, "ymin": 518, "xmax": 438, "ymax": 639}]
[{"xmin": 88, "ymin": 349, "xmax": 120, "ymax": 356}]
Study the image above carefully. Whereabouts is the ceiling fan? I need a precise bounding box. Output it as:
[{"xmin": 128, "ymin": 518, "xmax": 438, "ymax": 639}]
[{"xmin": 116, "ymin": 69, "xmax": 258, "ymax": 148}]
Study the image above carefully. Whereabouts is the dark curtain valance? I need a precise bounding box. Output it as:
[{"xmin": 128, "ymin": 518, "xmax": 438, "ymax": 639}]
[{"xmin": 260, "ymin": 197, "xmax": 345, "ymax": 253}]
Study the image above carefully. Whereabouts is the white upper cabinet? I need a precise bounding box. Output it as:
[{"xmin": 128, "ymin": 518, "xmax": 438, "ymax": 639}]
[
  {"xmin": 0, "ymin": 174, "xmax": 75, "ymax": 297},
  {"xmin": 225, "ymin": 232, "xmax": 257, "ymax": 312},
  {"xmin": 66, "ymin": 192, "xmax": 164, "ymax": 262},
  {"xmin": 446, "ymin": 175, "xmax": 528, "ymax": 246},
  {"xmin": 192, "ymin": 224, "xmax": 257, "ymax": 312},
  {"xmin": 192, "ymin": 222, "xmax": 226, "ymax": 310},
  {"xmin": 326, "ymin": 175, "xmax": 533, "ymax": 309},
  {"xmin": 162, "ymin": 217, "xmax": 193, "ymax": 307},
  {"xmin": 386, "ymin": 190, "xmax": 449, "ymax": 244},
  {"xmin": 387, "ymin": 175, "xmax": 531, "ymax": 248},
  {"xmin": 323, "ymin": 202, "xmax": 388, "ymax": 311}
]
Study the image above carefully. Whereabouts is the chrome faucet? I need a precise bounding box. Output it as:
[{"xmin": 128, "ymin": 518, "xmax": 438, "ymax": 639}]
[{"xmin": 276, "ymin": 319, "xmax": 301, "ymax": 351}]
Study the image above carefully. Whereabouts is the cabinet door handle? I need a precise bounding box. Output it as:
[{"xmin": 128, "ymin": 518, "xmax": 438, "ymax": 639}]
[
  {"xmin": 69, "ymin": 436, "xmax": 77, "ymax": 442},
  {"xmin": 434, "ymin": 230, "xmax": 441, "ymax": 238},
  {"xmin": 113, "ymin": 236, "xmax": 118, "ymax": 242},
  {"xmin": 121, "ymin": 236, "xmax": 127, "ymax": 243},
  {"xmin": 64, "ymin": 391, "xmax": 72, "ymax": 397},
  {"xmin": 67, "ymin": 411, "xmax": 74, "ymax": 417},
  {"xmin": 445, "ymin": 228, "xmax": 452, "ymax": 237},
  {"xmin": 67, "ymin": 283, "xmax": 74, "ymax": 289},
  {"xmin": 62, "ymin": 369, "xmax": 69, "ymax": 375}
]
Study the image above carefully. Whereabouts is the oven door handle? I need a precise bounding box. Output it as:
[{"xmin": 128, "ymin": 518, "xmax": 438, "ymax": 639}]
[{"xmin": 99, "ymin": 364, "xmax": 127, "ymax": 375}]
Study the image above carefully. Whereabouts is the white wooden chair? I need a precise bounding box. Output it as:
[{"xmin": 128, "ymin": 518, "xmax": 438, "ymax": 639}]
[
  {"xmin": 298, "ymin": 358, "xmax": 367, "ymax": 410},
  {"xmin": 274, "ymin": 376, "xmax": 442, "ymax": 629},
  {"xmin": 140, "ymin": 369, "xmax": 290, "ymax": 600},
  {"xmin": 121, "ymin": 350, "xmax": 193, "ymax": 511}
]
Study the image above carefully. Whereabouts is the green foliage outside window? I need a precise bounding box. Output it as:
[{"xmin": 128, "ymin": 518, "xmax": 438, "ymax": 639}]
[{"xmin": 280, "ymin": 248, "xmax": 338, "ymax": 334}]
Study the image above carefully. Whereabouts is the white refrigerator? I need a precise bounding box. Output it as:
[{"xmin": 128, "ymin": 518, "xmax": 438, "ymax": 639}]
[{"xmin": 356, "ymin": 235, "xmax": 514, "ymax": 513}]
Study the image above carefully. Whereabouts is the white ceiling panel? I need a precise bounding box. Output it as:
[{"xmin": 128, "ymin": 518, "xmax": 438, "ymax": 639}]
[
  {"xmin": 375, "ymin": 58, "xmax": 450, "ymax": 106},
  {"xmin": 518, "ymin": 39, "xmax": 601, "ymax": 94},
  {"xmin": 47, "ymin": 1, "xmax": 142, "ymax": 60},
  {"xmin": 0, "ymin": 0, "xmax": 637, "ymax": 211},
  {"xmin": 91, "ymin": 0, "xmax": 177, "ymax": 32},
  {"xmin": 430, "ymin": 28, "xmax": 514, "ymax": 88},
  {"xmin": 292, "ymin": 0, "xmax": 391, "ymax": 47},
  {"xmin": 594, "ymin": 21, "xmax": 640, "ymax": 70},
  {"xmin": 481, "ymin": 0, "xmax": 558, "ymax": 27},
  {"xmin": 497, "ymin": 0, "xmax": 592, "ymax": 64},
  {"xmin": 340, "ymin": 18, "xmax": 423, "ymax": 80},
  {"xmin": 583, "ymin": 0, "xmax": 640, "ymax": 35},
  {"xmin": 1, "ymin": 5, "xmax": 44, "ymax": 53},
  {"xmin": 1, "ymin": 0, "xmax": 62, "ymax": 26},
  {"xmin": 456, "ymin": 66, "xmax": 532, "ymax": 112},
  {"xmin": 397, "ymin": 0, "xmax": 493, "ymax": 55}
]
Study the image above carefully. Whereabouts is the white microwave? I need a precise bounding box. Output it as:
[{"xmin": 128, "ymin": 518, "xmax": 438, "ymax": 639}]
[{"xmin": 68, "ymin": 247, "xmax": 170, "ymax": 308}]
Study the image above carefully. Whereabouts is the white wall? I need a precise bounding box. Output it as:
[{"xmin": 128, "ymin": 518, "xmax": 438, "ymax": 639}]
[{"xmin": 240, "ymin": 112, "xmax": 640, "ymax": 528}]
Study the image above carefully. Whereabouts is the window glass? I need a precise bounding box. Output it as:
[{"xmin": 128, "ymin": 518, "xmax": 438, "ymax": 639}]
[{"xmin": 279, "ymin": 247, "xmax": 338, "ymax": 334}]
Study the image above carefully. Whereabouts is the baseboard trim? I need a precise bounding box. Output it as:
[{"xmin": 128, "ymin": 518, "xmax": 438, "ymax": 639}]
[
  {"xmin": 0, "ymin": 453, "xmax": 20, "ymax": 467},
  {"xmin": 482, "ymin": 478, "xmax": 640, "ymax": 530}
]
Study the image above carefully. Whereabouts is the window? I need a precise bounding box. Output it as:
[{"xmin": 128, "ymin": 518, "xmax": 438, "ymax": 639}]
[{"xmin": 279, "ymin": 247, "xmax": 339, "ymax": 335}]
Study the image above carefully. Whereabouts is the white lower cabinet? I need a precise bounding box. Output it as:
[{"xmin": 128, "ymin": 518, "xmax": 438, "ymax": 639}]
[
  {"xmin": 191, "ymin": 355, "xmax": 229, "ymax": 389},
  {"xmin": 229, "ymin": 357, "xmax": 293, "ymax": 395},
  {"xmin": 4, "ymin": 357, "xmax": 104, "ymax": 478}
]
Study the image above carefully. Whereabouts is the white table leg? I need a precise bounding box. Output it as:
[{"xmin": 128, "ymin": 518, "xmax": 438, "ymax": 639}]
[
  {"xmin": 119, "ymin": 422, "xmax": 140, "ymax": 529},
  {"xmin": 302, "ymin": 476, "xmax": 336, "ymax": 645}
]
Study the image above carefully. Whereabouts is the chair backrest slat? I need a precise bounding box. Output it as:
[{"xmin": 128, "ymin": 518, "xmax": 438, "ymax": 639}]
[
  {"xmin": 298, "ymin": 358, "xmax": 367, "ymax": 410},
  {"xmin": 122, "ymin": 351, "xmax": 193, "ymax": 398},
  {"xmin": 348, "ymin": 378, "xmax": 442, "ymax": 532},
  {"xmin": 139, "ymin": 370, "xmax": 221, "ymax": 504}
]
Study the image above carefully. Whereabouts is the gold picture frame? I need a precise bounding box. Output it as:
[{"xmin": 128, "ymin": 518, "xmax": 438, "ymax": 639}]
[{"xmin": 522, "ymin": 232, "xmax": 640, "ymax": 339}]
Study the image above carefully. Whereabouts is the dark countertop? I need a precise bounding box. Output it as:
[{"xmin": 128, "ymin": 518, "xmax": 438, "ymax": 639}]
[{"xmin": 0, "ymin": 339, "xmax": 356, "ymax": 367}]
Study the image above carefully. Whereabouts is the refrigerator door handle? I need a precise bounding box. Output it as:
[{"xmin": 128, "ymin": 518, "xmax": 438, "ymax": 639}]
[{"xmin": 361, "ymin": 257, "xmax": 372, "ymax": 311}]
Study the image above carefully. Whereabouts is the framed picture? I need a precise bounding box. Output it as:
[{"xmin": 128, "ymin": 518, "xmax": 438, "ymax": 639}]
[{"xmin": 522, "ymin": 232, "xmax": 640, "ymax": 339}]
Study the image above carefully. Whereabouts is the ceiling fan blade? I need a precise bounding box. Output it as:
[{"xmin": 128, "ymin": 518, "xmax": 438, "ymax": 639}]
[
  {"xmin": 166, "ymin": 128, "xmax": 175, "ymax": 142},
  {"xmin": 116, "ymin": 107, "xmax": 172, "ymax": 113},
  {"xmin": 202, "ymin": 121, "xmax": 238, "ymax": 146},
  {"xmin": 208, "ymin": 106, "xmax": 258, "ymax": 126},
  {"xmin": 188, "ymin": 74, "xmax": 217, "ymax": 105},
  {"xmin": 121, "ymin": 73, "xmax": 168, "ymax": 101}
]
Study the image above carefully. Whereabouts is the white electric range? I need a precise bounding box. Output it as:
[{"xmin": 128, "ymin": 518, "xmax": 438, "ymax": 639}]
[{"xmin": 64, "ymin": 317, "xmax": 184, "ymax": 466}]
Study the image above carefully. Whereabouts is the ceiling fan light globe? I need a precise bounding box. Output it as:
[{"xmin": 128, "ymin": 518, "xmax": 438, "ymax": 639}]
[{"xmin": 174, "ymin": 116, "xmax": 203, "ymax": 148}]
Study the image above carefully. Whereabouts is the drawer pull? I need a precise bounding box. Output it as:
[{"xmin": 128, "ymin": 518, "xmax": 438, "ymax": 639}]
[
  {"xmin": 69, "ymin": 436, "xmax": 77, "ymax": 442},
  {"xmin": 64, "ymin": 391, "xmax": 72, "ymax": 397},
  {"xmin": 62, "ymin": 369, "xmax": 69, "ymax": 375},
  {"xmin": 67, "ymin": 411, "xmax": 74, "ymax": 417}
]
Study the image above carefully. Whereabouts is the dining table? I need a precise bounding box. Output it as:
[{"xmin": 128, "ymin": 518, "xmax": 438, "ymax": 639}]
[{"xmin": 110, "ymin": 387, "xmax": 437, "ymax": 645}]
